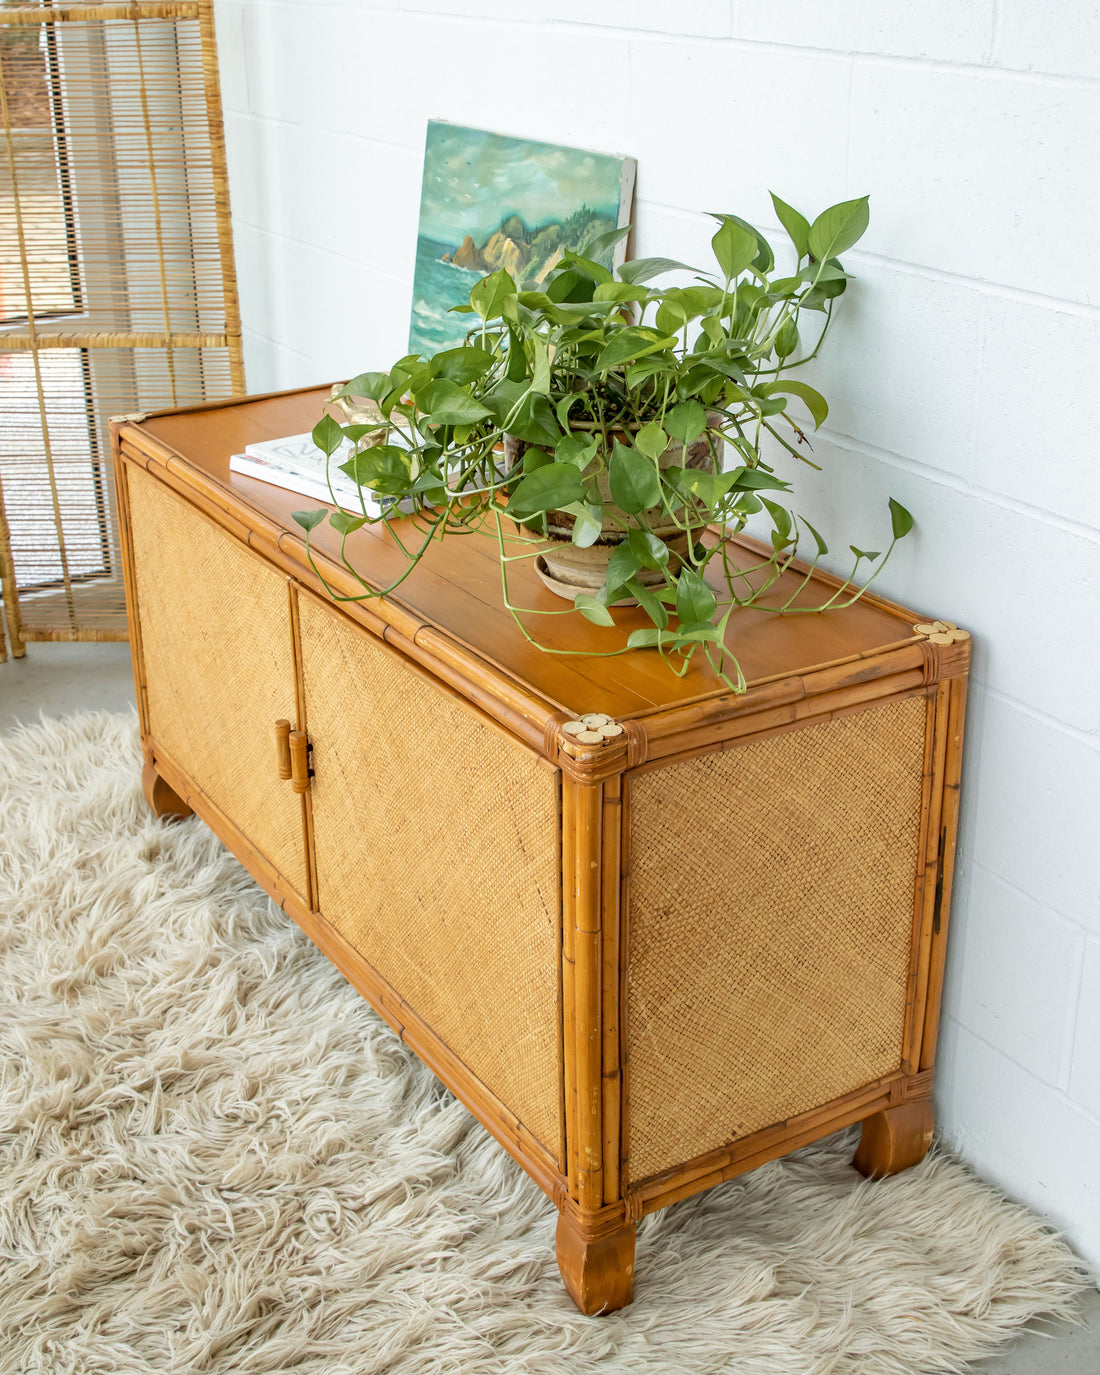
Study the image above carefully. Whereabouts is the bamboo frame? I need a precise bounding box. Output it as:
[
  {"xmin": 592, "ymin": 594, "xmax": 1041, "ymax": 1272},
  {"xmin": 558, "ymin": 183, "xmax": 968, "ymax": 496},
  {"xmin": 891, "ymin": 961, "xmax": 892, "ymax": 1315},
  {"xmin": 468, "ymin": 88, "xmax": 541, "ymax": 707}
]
[
  {"xmin": 0, "ymin": 0, "xmax": 244, "ymax": 645},
  {"xmin": 112, "ymin": 390, "xmax": 971, "ymax": 1316}
]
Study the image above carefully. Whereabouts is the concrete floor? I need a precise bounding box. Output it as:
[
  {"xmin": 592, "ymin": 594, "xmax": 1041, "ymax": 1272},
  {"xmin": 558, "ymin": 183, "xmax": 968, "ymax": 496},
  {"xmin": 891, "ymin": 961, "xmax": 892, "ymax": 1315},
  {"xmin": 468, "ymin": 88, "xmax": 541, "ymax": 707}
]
[{"xmin": 1, "ymin": 641, "xmax": 1098, "ymax": 1370}]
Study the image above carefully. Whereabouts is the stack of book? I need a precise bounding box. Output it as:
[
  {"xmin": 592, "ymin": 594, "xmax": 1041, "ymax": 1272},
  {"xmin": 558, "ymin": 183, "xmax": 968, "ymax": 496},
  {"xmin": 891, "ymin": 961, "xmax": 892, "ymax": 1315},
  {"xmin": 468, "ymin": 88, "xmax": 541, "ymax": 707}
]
[{"xmin": 230, "ymin": 432, "xmax": 394, "ymax": 517}]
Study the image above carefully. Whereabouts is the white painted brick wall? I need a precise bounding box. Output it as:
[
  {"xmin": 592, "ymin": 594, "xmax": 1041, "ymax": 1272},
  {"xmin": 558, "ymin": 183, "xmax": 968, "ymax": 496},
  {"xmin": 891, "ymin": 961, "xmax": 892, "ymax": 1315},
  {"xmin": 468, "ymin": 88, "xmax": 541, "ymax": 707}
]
[{"xmin": 212, "ymin": 0, "xmax": 1100, "ymax": 1270}]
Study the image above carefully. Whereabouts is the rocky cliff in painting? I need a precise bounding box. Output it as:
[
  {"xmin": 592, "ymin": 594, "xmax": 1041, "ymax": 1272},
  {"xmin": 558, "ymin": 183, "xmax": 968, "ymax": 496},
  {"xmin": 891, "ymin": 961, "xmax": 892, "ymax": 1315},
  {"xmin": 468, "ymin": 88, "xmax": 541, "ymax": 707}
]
[{"xmin": 439, "ymin": 207, "xmax": 616, "ymax": 289}]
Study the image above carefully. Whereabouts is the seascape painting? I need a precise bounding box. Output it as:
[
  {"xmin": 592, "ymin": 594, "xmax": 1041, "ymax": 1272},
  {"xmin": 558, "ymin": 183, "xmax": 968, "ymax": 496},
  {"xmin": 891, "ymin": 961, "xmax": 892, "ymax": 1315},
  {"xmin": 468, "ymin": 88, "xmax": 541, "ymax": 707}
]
[{"xmin": 409, "ymin": 122, "xmax": 636, "ymax": 358}]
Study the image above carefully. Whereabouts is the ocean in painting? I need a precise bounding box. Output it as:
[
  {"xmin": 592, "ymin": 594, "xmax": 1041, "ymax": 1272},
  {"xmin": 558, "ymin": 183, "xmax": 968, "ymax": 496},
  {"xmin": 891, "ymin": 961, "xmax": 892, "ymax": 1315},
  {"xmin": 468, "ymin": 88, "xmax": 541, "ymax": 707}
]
[
  {"xmin": 407, "ymin": 123, "xmax": 636, "ymax": 359},
  {"xmin": 409, "ymin": 235, "xmax": 483, "ymax": 358}
]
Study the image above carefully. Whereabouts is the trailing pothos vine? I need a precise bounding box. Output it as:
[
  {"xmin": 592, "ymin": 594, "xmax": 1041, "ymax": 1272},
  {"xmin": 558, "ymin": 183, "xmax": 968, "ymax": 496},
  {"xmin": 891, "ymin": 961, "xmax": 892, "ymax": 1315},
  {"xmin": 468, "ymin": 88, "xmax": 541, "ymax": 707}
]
[{"xmin": 294, "ymin": 192, "xmax": 912, "ymax": 692}]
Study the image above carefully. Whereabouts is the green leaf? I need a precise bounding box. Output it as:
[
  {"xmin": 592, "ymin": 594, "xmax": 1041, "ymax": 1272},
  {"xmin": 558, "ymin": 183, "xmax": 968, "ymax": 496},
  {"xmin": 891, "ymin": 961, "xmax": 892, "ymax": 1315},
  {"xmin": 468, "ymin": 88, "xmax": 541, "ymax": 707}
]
[
  {"xmin": 416, "ymin": 378, "xmax": 492, "ymax": 426},
  {"xmin": 775, "ymin": 317, "xmax": 799, "ymax": 359},
  {"xmin": 618, "ymin": 256, "xmax": 695, "ymax": 285},
  {"xmin": 506, "ymin": 393, "xmax": 561, "ymax": 446},
  {"xmin": 559, "ymin": 501, "xmax": 604, "ymax": 548},
  {"xmin": 672, "ymin": 622, "xmax": 722, "ymax": 644},
  {"xmin": 608, "ymin": 439, "xmax": 661, "ymax": 514},
  {"xmin": 625, "ymin": 579, "xmax": 669, "ymax": 630},
  {"xmin": 674, "ymin": 567, "xmax": 716, "ymax": 626},
  {"xmin": 727, "ymin": 466, "xmax": 790, "ymax": 492},
  {"xmin": 311, "ymin": 414, "xmax": 345, "ymax": 457},
  {"xmin": 606, "ymin": 542, "xmax": 642, "ymax": 589},
  {"xmin": 807, "ymin": 196, "xmax": 870, "ymax": 263},
  {"xmin": 758, "ymin": 379, "xmax": 829, "ymax": 429},
  {"xmin": 430, "ymin": 346, "xmax": 495, "ymax": 384},
  {"xmin": 555, "ymin": 433, "xmax": 599, "ymax": 470},
  {"xmin": 547, "ymin": 267, "xmax": 596, "ymax": 304},
  {"xmin": 770, "ymin": 192, "xmax": 811, "ymax": 259},
  {"xmin": 507, "ymin": 462, "xmax": 586, "ymax": 519},
  {"xmin": 850, "ymin": 545, "xmax": 881, "ymax": 562},
  {"xmin": 889, "ymin": 497, "xmax": 915, "ymax": 540},
  {"xmin": 561, "ymin": 248, "xmax": 613, "ymax": 284},
  {"xmin": 761, "ymin": 496, "xmax": 793, "ymax": 544},
  {"xmin": 332, "ymin": 371, "xmax": 391, "ymax": 403},
  {"xmin": 555, "ymin": 392, "xmax": 583, "ymax": 431},
  {"xmin": 626, "ymin": 627, "xmax": 663, "ymax": 649},
  {"xmin": 469, "ymin": 268, "xmax": 517, "ymax": 321},
  {"xmin": 634, "ymin": 422, "xmax": 668, "ymax": 462},
  {"xmin": 711, "ymin": 217, "xmax": 759, "ymax": 281},
  {"xmin": 593, "ymin": 281, "xmax": 649, "ymax": 304},
  {"xmin": 530, "ymin": 338, "xmax": 551, "ymax": 396},
  {"xmin": 521, "ymin": 447, "xmax": 553, "ymax": 475},
  {"xmin": 802, "ymin": 517, "xmax": 828, "ymax": 557},
  {"xmin": 625, "ymin": 353, "xmax": 677, "ymax": 389},
  {"xmin": 580, "ymin": 224, "xmax": 631, "ymax": 264},
  {"xmin": 574, "ymin": 592, "xmax": 616, "ymax": 627},
  {"xmin": 627, "ymin": 529, "xmax": 669, "ymax": 569},
  {"xmin": 339, "ymin": 445, "xmax": 413, "ymax": 496},
  {"xmin": 665, "ymin": 401, "xmax": 707, "ymax": 445},
  {"xmin": 292, "ymin": 509, "xmax": 327, "ymax": 533},
  {"xmin": 329, "ymin": 510, "xmax": 367, "ymax": 535},
  {"xmin": 675, "ymin": 466, "xmax": 738, "ymax": 509},
  {"xmin": 595, "ymin": 327, "xmax": 678, "ymax": 372}
]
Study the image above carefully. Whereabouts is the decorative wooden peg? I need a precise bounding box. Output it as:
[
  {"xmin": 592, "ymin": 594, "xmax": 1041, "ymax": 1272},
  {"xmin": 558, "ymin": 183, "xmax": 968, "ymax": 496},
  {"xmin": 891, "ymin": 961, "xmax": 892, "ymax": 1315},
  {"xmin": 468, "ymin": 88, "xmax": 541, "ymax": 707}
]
[
  {"xmin": 561, "ymin": 713, "xmax": 624, "ymax": 746},
  {"xmin": 288, "ymin": 730, "xmax": 311, "ymax": 793},
  {"xmin": 913, "ymin": 620, "xmax": 970, "ymax": 646},
  {"xmin": 274, "ymin": 719, "xmax": 292, "ymax": 779}
]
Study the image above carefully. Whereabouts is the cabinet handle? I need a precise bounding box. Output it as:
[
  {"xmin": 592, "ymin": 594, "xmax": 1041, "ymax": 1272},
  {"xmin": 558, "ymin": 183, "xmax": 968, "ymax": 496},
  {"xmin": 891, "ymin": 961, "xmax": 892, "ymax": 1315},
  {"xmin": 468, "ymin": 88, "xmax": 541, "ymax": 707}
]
[
  {"xmin": 274, "ymin": 719, "xmax": 292, "ymax": 779},
  {"xmin": 289, "ymin": 730, "xmax": 312, "ymax": 794}
]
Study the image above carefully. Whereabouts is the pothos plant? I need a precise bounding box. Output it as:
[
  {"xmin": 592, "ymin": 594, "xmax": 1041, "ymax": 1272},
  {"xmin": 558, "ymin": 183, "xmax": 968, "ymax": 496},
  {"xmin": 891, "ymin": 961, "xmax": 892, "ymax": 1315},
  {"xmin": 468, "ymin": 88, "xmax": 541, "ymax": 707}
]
[{"xmin": 294, "ymin": 192, "xmax": 913, "ymax": 692}]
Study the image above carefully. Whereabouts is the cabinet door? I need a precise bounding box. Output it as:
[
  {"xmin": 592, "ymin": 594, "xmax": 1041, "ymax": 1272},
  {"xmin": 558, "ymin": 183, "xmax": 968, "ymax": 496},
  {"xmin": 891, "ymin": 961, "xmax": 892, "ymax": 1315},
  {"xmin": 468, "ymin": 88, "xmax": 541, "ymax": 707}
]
[
  {"xmin": 296, "ymin": 588, "xmax": 564, "ymax": 1164},
  {"xmin": 126, "ymin": 465, "xmax": 309, "ymax": 901}
]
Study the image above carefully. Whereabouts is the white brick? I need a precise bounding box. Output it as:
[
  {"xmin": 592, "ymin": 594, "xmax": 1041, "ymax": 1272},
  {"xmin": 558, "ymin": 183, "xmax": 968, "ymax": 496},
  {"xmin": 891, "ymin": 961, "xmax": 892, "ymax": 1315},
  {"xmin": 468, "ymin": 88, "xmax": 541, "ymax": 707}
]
[
  {"xmin": 628, "ymin": 42, "xmax": 850, "ymax": 226},
  {"xmin": 231, "ymin": 222, "xmax": 282, "ymax": 346},
  {"xmin": 211, "ymin": 2, "xmax": 249, "ymax": 115},
  {"xmin": 395, "ymin": 16, "xmax": 635, "ymax": 158},
  {"xmin": 936, "ymin": 1020, "xmax": 1100, "ymax": 1269},
  {"xmin": 995, "ymin": 0, "xmax": 1100, "ymax": 80},
  {"xmin": 401, "ymin": 0, "xmax": 732, "ymax": 37},
  {"xmin": 239, "ymin": 123, "xmax": 422, "ymax": 272},
  {"xmin": 731, "ymin": 0, "xmax": 994, "ymax": 64},
  {"xmin": 748, "ymin": 438, "xmax": 1100, "ymax": 732},
  {"xmin": 968, "ymin": 696, "xmax": 1100, "ymax": 933},
  {"xmin": 241, "ymin": 4, "xmax": 367, "ymax": 135},
  {"xmin": 277, "ymin": 243, "xmax": 414, "ymax": 379},
  {"xmin": 973, "ymin": 296, "xmax": 1100, "ymax": 529},
  {"xmin": 848, "ymin": 63, "xmax": 1100, "ymax": 306},
  {"xmin": 807, "ymin": 263, "xmax": 982, "ymax": 482},
  {"xmin": 944, "ymin": 869, "xmax": 1084, "ymax": 1084},
  {"xmin": 1069, "ymin": 939, "xmax": 1100, "ymax": 1120}
]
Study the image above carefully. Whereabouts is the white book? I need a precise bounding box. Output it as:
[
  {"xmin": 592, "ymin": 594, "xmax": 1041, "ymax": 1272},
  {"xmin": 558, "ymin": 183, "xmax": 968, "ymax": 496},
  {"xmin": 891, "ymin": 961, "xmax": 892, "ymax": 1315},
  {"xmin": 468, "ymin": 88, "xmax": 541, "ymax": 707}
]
[{"xmin": 229, "ymin": 431, "xmax": 393, "ymax": 517}]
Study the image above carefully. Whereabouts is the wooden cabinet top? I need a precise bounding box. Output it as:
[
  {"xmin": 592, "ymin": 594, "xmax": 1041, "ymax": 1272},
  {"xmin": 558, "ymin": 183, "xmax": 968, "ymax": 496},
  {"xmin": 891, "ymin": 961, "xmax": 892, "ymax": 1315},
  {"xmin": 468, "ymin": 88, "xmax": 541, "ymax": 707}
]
[{"xmin": 117, "ymin": 385, "xmax": 948, "ymax": 723}]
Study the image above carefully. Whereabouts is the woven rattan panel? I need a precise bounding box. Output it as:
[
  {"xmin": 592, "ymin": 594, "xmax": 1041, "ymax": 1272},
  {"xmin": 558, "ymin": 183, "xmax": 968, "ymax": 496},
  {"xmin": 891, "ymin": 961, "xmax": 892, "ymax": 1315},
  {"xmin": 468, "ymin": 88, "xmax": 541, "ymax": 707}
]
[
  {"xmin": 626, "ymin": 695, "xmax": 927, "ymax": 1183},
  {"xmin": 126, "ymin": 467, "xmax": 307, "ymax": 897},
  {"xmin": 297, "ymin": 591, "xmax": 563, "ymax": 1162}
]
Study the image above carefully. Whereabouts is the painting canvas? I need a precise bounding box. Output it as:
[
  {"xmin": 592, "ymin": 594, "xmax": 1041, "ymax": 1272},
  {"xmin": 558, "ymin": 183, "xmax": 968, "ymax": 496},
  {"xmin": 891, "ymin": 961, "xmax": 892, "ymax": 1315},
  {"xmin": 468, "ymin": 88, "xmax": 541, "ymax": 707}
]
[{"xmin": 409, "ymin": 122, "xmax": 636, "ymax": 358}]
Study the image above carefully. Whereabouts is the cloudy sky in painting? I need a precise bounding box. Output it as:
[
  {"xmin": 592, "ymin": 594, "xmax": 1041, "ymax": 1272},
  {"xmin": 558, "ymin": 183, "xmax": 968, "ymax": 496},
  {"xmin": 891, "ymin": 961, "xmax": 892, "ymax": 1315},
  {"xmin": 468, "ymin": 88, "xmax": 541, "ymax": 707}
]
[{"xmin": 417, "ymin": 122, "xmax": 632, "ymax": 244}]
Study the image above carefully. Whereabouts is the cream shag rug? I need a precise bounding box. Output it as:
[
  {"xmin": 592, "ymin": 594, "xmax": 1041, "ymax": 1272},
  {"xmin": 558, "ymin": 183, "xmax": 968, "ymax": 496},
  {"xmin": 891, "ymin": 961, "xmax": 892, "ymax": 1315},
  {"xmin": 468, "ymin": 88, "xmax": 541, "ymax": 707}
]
[{"xmin": 0, "ymin": 712, "xmax": 1088, "ymax": 1375}]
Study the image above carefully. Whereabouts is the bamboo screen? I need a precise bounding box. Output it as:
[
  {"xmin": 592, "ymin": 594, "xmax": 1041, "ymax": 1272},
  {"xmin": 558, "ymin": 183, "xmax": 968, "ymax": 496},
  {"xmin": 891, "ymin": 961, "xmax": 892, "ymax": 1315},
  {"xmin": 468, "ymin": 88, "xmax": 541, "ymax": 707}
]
[{"xmin": 0, "ymin": 0, "xmax": 243, "ymax": 656}]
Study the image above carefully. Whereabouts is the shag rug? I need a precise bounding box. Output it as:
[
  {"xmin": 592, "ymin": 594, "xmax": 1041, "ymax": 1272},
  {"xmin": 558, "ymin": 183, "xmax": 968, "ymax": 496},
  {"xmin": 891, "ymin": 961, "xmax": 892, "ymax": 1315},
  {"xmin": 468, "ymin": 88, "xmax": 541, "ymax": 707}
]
[{"xmin": 0, "ymin": 712, "xmax": 1088, "ymax": 1375}]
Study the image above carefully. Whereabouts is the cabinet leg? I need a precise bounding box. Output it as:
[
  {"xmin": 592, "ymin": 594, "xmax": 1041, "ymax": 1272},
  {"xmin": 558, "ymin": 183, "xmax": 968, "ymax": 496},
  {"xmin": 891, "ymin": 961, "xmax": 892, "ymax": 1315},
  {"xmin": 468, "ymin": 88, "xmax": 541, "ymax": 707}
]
[
  {"xmin": 853, "ymin": 1098, "xmax": 934, "ymax": 1179},
  {"xmin": 555, "ymin": 1209, "xmax": 635, "ymax": 1316},
  {"xmin": 142, "ymin": 757, "xmax": 193, "ymax": 821}
]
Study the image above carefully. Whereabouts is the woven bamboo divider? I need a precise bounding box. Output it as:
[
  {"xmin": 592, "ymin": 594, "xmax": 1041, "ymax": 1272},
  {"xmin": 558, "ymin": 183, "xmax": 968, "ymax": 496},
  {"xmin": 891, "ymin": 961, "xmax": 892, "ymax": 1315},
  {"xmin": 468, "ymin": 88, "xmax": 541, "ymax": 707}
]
[{"xmin": 0, "ymin": 0, "xmax": 242, "ymax": 653}]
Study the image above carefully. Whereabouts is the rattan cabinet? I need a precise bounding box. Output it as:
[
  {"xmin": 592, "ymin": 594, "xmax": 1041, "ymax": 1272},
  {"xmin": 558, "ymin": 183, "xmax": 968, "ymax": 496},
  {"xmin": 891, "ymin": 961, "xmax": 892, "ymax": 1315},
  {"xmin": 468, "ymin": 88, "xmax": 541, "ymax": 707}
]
[{"xmin": 112, "ymin": 387, "xmax": 969, "ymax": 1315}]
